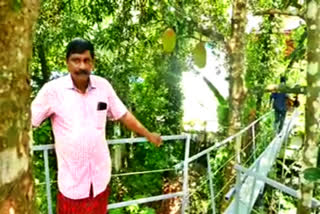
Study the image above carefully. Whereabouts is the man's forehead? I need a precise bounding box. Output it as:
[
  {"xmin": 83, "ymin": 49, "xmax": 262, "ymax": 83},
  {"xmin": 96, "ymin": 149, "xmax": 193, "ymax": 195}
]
[{"xmin": 69, "ymin": 50, "xmax": 92, "ymax": 59}]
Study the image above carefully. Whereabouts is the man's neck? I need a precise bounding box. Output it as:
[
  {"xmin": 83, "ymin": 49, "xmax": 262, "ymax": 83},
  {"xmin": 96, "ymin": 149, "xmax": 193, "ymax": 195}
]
[
  {"xmin": 71, "ymin": 77, "xmax": 89, "ymax": 94},
  {"xmin": 76, "ymin": 83, "xmax": 88, "ymax": 94}
]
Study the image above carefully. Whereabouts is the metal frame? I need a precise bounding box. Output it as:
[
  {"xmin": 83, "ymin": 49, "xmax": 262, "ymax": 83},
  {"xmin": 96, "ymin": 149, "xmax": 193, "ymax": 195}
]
[
  {"xmin": 235, "ymin": 164, "xmax": 320, "ymax": 208},
  {"xmin": 207, "ymin": 153, "xmax": 216, "ymax": 214},
  {"xmin": 176, "ymin": 112, "xmax": 272, "ymax": 213},
  {"xmin": 174, "ymin": 112, "xmax": 272, "ymax": 170},
  {"xmin": 32, "ymin": 112, "xmax": 273, "ymax": 214},
  {"xmin": 43, "ymin": 150, "xmax": 53, "ymax": 214},
  {"xmin": 32, "ymin": 134, "xmax": 190, "ymax": 214},
  {"xmin": 225, "ymin": 110, "xmax": 299, "ymax": 214}
]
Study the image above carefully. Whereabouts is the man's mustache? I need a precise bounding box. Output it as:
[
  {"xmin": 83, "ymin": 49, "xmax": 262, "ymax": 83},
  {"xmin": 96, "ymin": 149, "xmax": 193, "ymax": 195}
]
[{"xmin": 76, "ymin": 70, "xmax": 90, "ymax": 75}]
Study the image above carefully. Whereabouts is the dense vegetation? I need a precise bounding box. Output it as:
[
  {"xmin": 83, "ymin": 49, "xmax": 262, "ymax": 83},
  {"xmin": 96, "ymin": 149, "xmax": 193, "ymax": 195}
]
[
  {"xmin": 1, "ymin": 0, "xmax": 319, "ymax": 213},
  {"xmin": 30, "ymin": 0, "xmax": 319, "ymax": 213}
]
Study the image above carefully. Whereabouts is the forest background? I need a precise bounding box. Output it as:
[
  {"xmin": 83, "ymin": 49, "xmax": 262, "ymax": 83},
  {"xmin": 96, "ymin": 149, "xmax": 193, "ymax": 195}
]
[{"xmin": 1, "ymin": 0, "xmax": 320, "ymax": 213}]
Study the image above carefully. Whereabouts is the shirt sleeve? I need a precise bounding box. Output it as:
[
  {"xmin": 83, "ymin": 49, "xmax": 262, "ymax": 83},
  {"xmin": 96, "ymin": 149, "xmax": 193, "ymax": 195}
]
[
  {"xmin": 107, "ymin": 85, "xmax": 128, "ymax": 121},
  {"xmin": 270, "ymin": 93, "xmax": 274, "ymax": 103},
  {"xmin": 31, "ymin": 83, "xmax": 54, "ymax": 127}
]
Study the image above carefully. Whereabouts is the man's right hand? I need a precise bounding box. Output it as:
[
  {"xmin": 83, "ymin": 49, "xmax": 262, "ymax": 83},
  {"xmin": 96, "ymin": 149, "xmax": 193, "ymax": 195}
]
[{"xmin": 147, "ymin": 133, "xmax": 162, "ymax": 147}]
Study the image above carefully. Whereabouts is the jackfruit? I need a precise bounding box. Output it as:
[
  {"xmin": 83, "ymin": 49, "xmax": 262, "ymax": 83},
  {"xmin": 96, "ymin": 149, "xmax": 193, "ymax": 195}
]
[
  {"xmin": 162, "ymin": 28, "xmax": 176, "ymax": 53},
  {"xmin": 193, "ymin": 42, "xmax": 206, "ymax": 68}
]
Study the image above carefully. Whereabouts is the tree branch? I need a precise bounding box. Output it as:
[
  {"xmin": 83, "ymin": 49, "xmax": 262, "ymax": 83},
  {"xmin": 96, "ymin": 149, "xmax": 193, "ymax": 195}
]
[
  {"xmin": 265, "ymin": 85, "xmax": 306, "ymax": 94},
  {"xmin": 254, "ymin": 9, "xmax": 304, "ymax": 19},
  {"xmin": 37, "ymin": 42, "xmax": 50, "ymax": 87},
  {"xmin": 197, "ymin": 26, "xmax": 226, "ymax": 43},
  {"xmin": 173, "ymin": 6, "xmax": 226, "ymax": 44},
  {"xmin": 179, "ymin": 35, "xmax": 211, "ymax": 42}
]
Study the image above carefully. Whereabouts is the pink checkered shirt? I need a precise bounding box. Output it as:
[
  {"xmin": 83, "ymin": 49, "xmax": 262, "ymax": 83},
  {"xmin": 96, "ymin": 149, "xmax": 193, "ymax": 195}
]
[{"xmin": 31, "ymin": 74, "xmax": 127, "ymax": 199}]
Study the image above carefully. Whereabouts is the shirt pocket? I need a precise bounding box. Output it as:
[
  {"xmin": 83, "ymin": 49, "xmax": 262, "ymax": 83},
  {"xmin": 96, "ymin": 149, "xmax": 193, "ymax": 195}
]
[{"xmin": 96, "ymin": 109, "xmax": 107, "ymax": 129}]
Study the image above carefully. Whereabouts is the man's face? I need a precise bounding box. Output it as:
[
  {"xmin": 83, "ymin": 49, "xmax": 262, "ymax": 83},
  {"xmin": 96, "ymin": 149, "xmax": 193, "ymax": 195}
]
[{"xmin": 67, "ymin": 50, "xmax": 94, "ymax": 83}]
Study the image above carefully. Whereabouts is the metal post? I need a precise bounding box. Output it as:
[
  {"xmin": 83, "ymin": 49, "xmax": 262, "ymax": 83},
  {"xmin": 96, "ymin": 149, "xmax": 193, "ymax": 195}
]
[
  {"xmin": 235, "ymin": 167, "xmax": 242, "ymax": 214},
  {"xmin": 252, "ymin": 125, "xmax": 256, "ymax": 160},
  {"xmin": 108, "ymin": 192, "xmax": 184, "ymax": 209},
  {"xmin": 206, "ymin": 153, "xmax": 216, "ymax": 214},
  {"xmin": 235, "ymin": 136, "xmax": 242, "ymax": 164},
  {"xmin": 278, "ymin": 114, "xmax": 291, "ymax": 212},
  {"xmin": 181, "ymin": 134, "xmax": 191, "ymax": 213},
  {"xmin": 44, "ymin": 150, "xmax": 53, "ymax": 214},
  {"xmin": 235, "ymin": 135, "xmax": 242, "ymax": 214},
  {"xmin": 248, "ymin": 160, "xmax": 260, "ymax": 213},
  {"xmin": 248, "ymin": 125, "xmax": 258, "ymax": 213}
]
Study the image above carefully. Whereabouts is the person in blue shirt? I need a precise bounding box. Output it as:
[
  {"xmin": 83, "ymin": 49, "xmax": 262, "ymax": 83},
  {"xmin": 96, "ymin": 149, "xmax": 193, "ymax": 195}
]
[{"xmin": 270, "ymin": 77, "xmax": 289, "ymax": 133}]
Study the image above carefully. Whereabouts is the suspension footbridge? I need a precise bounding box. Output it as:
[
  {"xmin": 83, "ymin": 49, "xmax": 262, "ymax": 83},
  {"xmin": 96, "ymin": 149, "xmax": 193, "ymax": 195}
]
[{"xmin": 32, "ymin": 110, "xmax": 318, "ymax": 213}]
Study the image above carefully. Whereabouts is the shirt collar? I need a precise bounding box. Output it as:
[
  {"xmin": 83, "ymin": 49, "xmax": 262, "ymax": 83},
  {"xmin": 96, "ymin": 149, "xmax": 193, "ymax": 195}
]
[{"xmin": 66, "ymin": 74, "xmax": 96, "ymax": 92}]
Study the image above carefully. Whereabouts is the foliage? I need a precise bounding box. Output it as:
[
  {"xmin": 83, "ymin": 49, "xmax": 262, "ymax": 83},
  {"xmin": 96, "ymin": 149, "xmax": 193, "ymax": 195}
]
[
  {"xmin": 303, "ymin": 168, "xmax": 320, "ymax": 182},
  {"xmin": 29, "ymin": 0, "xmax": 312, "ymax": 213},
  {"xmin": 30, "ymin": 0, "xmax": 194, "ymax": 213},
  {"xmin": 245, "ymin": 15, "xmax": 286, "ymax": 121},
  {"xmin": 32, "ymin": 121, "xmax": 57, "ymax": 212}
]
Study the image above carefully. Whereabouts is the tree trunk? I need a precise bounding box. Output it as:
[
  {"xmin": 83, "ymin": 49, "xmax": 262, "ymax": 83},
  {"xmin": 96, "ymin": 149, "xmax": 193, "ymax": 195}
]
[
  {"xmin": 227, "ymin": 0, "xmax": 248, "ymax": 136},
  {"xmin": 0, "ymin": 1, "xmax": 39, "ymax": 213},
  {"xmin": 221, "ymin": 0, "xmax": 248, "ymax": 211},
  {"xmin": 37, "ymin": 43, "xmax": 50, "ymax": 86},
  {"xmin": 298, "ymin": 1, "xmax": 320, "ymax": 213}
]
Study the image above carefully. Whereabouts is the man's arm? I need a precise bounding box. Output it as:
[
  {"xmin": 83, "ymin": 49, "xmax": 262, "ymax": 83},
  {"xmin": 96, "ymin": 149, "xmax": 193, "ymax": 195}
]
[
  {"xmin": 31, "ymin": 83, "xmax": 54, "ymax": 128},
  {"xmin": 269, "ymin": 93, "xmax": 274, "ymax": 105},
  {"xmin": 119, "ymin": 112, "xmax": 162, "ymax": 147},
  {"xmin": 269, "ymin": 93, "xmax": 275, "ymax": 108}
]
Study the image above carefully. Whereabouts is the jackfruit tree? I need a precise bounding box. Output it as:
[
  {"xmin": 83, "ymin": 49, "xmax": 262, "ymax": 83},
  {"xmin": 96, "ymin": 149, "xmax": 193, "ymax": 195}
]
[{"xmin": 0, "ymin": 0, "xmax": 39, "ymax": 213}]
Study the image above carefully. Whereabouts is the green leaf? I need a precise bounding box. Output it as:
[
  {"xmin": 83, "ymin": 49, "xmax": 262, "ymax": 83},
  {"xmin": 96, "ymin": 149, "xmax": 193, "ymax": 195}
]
[
  {"xmin": 303, "ymin": 168, "xmax": 320, "ymax": 182},
  {"xmin": 192, "ymin": 42, "xmax": 206, "ymax": 68},
  {"xmin": 140, "ymin": 207, "xmax": 156, "ymax": 214},
  {"xmin": 162, "ymin": 28, "xmax": 176, "ymax": 53},
  {"xmin": 126, "ymin": 204, "xmax": 139, "ymax": 213},
  {"xmin": 11, "ymin": 0, "xmax": 22, "ymax": 12},
  {"xmin": 109, "ymin": 208, "xmax": 125, "ymax": 214}
]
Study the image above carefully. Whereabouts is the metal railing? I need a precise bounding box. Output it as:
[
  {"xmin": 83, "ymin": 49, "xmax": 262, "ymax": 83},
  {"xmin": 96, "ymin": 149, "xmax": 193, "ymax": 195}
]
[
  {"xmin": 227, "ymin": 110, "xmax": 299, "ymax": 214},
  {"xmin": 234, "ymin": 164, "xmax": 320, "ymax": 208},
  {"xmin": 231, "ymin": 110, "xmax": 320, "ymax": 213},
  {"xmin": 32, "ymin": 111, "xmax": 274, "ymax": 214},
  {"xmin": 32, "ymin": 134, "xmax": 191, "ymax": 214},
  {"xmin": 174, "ymin": 111, "xmax": 273, "ymax": 213}
]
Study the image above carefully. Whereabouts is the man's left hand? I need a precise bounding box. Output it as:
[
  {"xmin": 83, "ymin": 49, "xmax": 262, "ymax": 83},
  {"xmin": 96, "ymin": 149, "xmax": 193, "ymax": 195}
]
[{"xmin": 147, "ymin": 133, "xmax": 162, "ymax": 147}]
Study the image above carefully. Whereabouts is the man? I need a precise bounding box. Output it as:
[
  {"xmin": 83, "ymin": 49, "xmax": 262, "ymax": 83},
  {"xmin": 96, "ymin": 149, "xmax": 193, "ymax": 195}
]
[
  {"xmin": 270, "ymin": 76, "xmax": 289, "ymax": 133},
  {"xmin": 31, "ymin": 38, "xmax": 162, "ymax": 214}
]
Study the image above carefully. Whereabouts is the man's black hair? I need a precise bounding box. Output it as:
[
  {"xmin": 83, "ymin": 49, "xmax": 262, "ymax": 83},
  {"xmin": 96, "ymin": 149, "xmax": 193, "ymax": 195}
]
[
  {"xmin": 66, "ymin": 38, "xmax": 94, "ymax": 59},
  {"xmin": 280, "ymin": 76, "xmax": 286, "ymax": 83}
]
